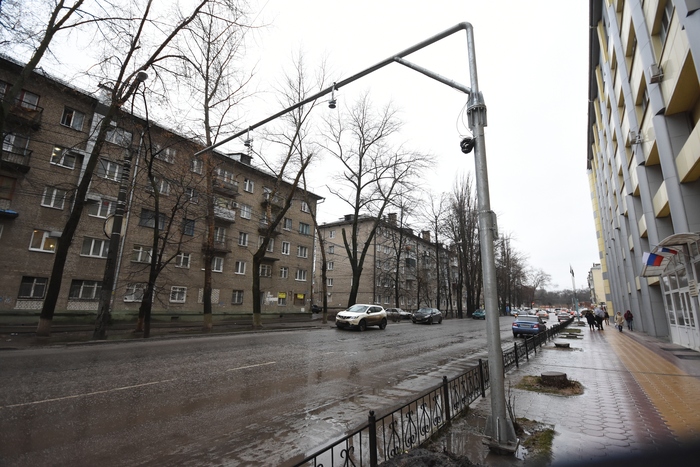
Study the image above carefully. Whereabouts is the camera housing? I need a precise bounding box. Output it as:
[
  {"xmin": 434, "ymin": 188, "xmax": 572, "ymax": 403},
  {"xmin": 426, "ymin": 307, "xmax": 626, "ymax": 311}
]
[{"xmin": 460, "ymin": 137, "xmax": 475, "ymax": 154}]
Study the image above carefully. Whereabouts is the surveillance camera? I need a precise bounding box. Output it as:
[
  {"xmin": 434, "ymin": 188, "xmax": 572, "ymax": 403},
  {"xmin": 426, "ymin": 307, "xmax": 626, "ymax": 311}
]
[{"xmin": 460, "ymin": 137, "xmax": 475, "ymax": 154}]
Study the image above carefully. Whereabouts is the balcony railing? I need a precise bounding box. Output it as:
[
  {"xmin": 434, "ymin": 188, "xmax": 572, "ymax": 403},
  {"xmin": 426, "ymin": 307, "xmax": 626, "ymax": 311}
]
[
  {"xmin": 7, "ymin": 102, "xmax": 43, "ymax": 129},
  {"xmin": 1, "ymin": 148, "xmax": 32, "ymax": 173},
  {"xmin": 213, "ymin": 179, "xmax": 238, "ymax": 196},
  {"xmin": 202, "ymin": 238, "xmax": 232, "ymax": 253},
  {"xmin": 214, "ymin": 205, "xmax": 236, "ymax": 223}
]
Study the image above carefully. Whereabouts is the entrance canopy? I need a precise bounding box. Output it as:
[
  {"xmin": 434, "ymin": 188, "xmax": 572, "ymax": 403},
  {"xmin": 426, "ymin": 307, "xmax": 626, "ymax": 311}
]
[{"xmin": 641, "ymin": 232, "xmax": 700, "ymax": 277}]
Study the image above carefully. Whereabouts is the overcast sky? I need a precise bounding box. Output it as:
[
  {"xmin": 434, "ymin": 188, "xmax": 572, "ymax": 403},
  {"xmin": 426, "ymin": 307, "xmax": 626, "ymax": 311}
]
[{"xmin": 241, "ymin": 0, "xmax": 597, "ymax": 291}]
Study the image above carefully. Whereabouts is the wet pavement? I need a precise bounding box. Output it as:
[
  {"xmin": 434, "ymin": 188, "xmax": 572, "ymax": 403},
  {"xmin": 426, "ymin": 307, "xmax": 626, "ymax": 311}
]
[{"xmin": 431, "ymin": 321, "xmax": 700, "ymax": 466}]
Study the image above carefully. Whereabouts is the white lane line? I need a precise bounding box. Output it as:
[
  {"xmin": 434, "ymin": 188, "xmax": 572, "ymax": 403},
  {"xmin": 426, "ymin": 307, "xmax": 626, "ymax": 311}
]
[
  {"xmin": 1, "ymin": 379, "xmax": 177, "ymax": 409},
  {"xmin": 226, "ymin": 361, "xmax": 276, "ymax": 372}
]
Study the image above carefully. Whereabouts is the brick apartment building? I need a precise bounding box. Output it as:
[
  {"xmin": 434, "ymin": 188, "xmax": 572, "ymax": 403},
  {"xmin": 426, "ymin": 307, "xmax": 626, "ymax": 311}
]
[{"xmin": 0, "ymin": 56, "xmax": 321, "ymax": 322}]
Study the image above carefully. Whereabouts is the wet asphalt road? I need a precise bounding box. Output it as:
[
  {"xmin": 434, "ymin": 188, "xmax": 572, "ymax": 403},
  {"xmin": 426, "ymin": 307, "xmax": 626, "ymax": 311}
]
[{"xmin": 0, "ymin": 316, "xmax": 518, "ymax": 466}]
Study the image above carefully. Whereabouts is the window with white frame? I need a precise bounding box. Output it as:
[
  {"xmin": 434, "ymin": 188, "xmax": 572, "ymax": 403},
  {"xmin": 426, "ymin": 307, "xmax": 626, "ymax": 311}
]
[
  {"xmin": 132, "ymin": 245, "xmax": 152, "ymax": 263},
  {"xmin": 327, "ymin": 278, "xmax": 333, "ymax": 287},
  {"xmin": 81, "ymin": 237, "xmax": 109, "ymax": 258},
  {"xmin": 281, "ymin": 241, "xmax": 290, "ymax": 255},
  {"xmin": 238, "ymin": 231, "xmax": 248, "ymax": 246},
  {"xmin": 240, "ymin": 204, "xmax": 252, "ymax": 219},
  {"xmin": 3, "ymin": 133, "xmax": 29, "ymax": 156},
  {"xmin": 41, "ymin": 187, "xmax": 66, "ymax": 209},
  {"xmin": 278, "ymin": 294, "xmax": 287, "ymax": 306},
  {"xmin": 327, "ymin": 261, "xmax": 334, "ymax": 271},
  {"xmin": 295, "ymin": 269, "xmax": 307, "ymax": 281},
  {"xmin": 29, "ymin": 229, "xmax": 57, "ymax": 252},
  {"xmin": 328, "ymin": 245, "xmax": 334, "ymax": 254},
  {"xmin": 232, "ymin": 289, "xmax": 244, "ymax": 305},
  {"xmin": 297, "ymin": 245, "xmax": 308, "ymax": 258},
  {"xmin": 185, "ymin": 187, "xmax": 198, "ymax": 204},
  {"xmin": 69, "ymin": 280, "xmax": 102, "ymax": 300},
  {"xmin": 214, "ymin": 226, "xmax": 226, "ymax": 242},
  {"xmin": 212, "ymin": 256, "xmax": 224, "ymax": 272},
  {"xmin": 1, "ymin": 175, "xmax": 16, "ymax": 203},
  {"xmin": 88, "ymin": 198, "xmax": 115, "ymax": 218},
  {"xmin": 17, "ymin": 89, "xmax": 39, "ymax": 110},
  {"xmin": 283, "ymin": 218, "xmax": 292, "ymax": 230},
  {"xmin": 215, "ymin": 167, "xmax": 235, "ymax": 184},
  {"xmin": 154, "ymin": 146, "xmax": 175, "ymax": 163},
  {"xmin": 146, "ymin": 177, "xmax": 170, "ymax": 195},
  {"xmin": 60, "ymin": 107, "xmax": 84, "ymax": 131},
  {"xmin": 50, "ymin": 146, "xmax": 76, "ymax": 169},
  {"xmin": 299, "ymin": 222, "xmax": 310, "ymax": 235},
  {"xmin": 105, "ymin": 126, "xmax": 132, "ymax": 147},
  {"xmin": 96, "ymin": 158, "xmax": 123, "ymax": 181},
  {"xmin": 243, "ymin": 178, "xmax": 254, "ymax": 192},
  {"xmin": 329, "ymin": 230, "xmax": 336, "ymax": 239},
  {"xmin": 124, "ymin": 283, "xmax": 146, "ymax": 302},
  {"xmin": 175, "ymin": 252, "xmax": 190, "ymax": 268},
  {"xmin": 18, "ymin": 276, "xmax": 48, "ymax": 299},
  {"xmin": 138, "ymin": 209, "xmax": 166, "ymax": 229},
  {"xmin": 280, "ymin": 266, "xmax": 289, "ymax": 278},
  {"xmin": 260, "ymin": 237, "xmax": 274, "ymax": 252},
  {"xmin": 190, "ymin": 158, "xmax": 203, "ymax": 174},
  {"xmin": 235, "ymin": 261, "xmax": 246, "ymax": 275},
  {"xmin": 170, "ymin": 286, "xmax": 187, "ymax": 303},
  {"xmin": 301, "ymin": 201, "xmax": 310, "ymax": 213},
  {"xmin": 260, "ymin": 264, "xmax": 272, "ymax": 277}
]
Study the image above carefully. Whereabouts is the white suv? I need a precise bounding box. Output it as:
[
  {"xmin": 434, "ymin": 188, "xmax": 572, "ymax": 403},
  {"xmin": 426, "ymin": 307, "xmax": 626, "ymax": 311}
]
[{"xmin": 335, "ymin": 304, "xmax": 388, "ymax": 331}]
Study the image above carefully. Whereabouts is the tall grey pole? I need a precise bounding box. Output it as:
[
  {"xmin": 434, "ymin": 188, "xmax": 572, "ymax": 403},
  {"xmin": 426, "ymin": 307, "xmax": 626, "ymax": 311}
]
[{"xmin": 465, "ymin": 24, "xmax": 517, "ymax": 452}]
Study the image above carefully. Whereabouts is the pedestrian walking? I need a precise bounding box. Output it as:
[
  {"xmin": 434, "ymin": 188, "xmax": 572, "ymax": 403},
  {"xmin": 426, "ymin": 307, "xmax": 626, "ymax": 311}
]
[
  {"xmin": 604, "ymin": 310, "xmax": 610, "ymax": 326},
  {"xmin": 594, "ymin": 306, "xmax": 605, "ymax": 330},
  {"xmin": 585, "ymin": 310, "xmax": 596, "ymax": 330},
  {"xmin": 615, "ymin": 312, "xmax": 625, "ymax": 332},
  {"xmin": 624, "ymin": 310, "xmax": 634, "ymax": 331}
]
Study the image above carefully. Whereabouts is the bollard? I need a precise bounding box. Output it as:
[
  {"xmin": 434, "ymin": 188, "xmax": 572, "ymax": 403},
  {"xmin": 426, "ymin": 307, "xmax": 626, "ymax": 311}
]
[
  {"xmin": 368, "ymin": 410, "xmax": 378, "ymax": 467},
  {"xmin": 442, "ymin": 375, "xmax": 451, "ymax": 422}
]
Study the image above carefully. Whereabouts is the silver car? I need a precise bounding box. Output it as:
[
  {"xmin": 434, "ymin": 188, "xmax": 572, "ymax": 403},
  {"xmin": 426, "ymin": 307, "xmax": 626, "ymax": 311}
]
[{"xmin": 335, "ymin": 304, "xmax": 388, "ymax": 331}]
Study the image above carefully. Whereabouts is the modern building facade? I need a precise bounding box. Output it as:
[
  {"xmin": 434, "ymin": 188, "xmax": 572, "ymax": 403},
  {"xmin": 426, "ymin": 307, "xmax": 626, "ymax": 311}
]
[
  {"xmin": 315, "ymin": 213, "xmax": 456, "ymax": 312},
  {"xmin": 587, "ymin": 0, "xmax": 700, "ymax": 350},
  {"xmin": 1, "ymin": 56, "xmax": 321, "ymax": 323}
]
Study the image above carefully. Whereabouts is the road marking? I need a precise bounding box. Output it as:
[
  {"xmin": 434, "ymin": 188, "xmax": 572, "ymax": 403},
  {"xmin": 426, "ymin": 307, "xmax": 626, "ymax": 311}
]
[
  {"xmin": 1, "ymin": 379, "xmax": 177, "ymax": 409},
  {"xmin": 227, "ymin": 361, "xmax": 276, "ymax": 371}
]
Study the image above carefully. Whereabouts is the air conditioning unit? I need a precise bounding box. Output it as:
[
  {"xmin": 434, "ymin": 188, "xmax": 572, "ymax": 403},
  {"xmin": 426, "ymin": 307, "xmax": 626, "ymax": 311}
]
[
  {"xmin": 629, "ymin": 130, "xmax": 642, "ymax": 144},
  {"xmin": 648, "ymin": 63, "xmax": 663, "ymax": 84}
]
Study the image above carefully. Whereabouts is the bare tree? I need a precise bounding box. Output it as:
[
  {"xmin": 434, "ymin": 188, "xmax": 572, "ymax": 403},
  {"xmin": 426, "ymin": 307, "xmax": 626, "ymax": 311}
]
[
  {"xmin": 420, "ymin": 191, "xmax": 450, "ymax": 310},
  {"xmin": 36, "ymin": 0, "xmax": 212, "ymax": 336},
  {"xmin": 527, "ymin": 268, "xmax": 551, "ymax": 309},
  {"xmin": 323, "ymin": 93, "xmax": 431, "ymax": 307}
]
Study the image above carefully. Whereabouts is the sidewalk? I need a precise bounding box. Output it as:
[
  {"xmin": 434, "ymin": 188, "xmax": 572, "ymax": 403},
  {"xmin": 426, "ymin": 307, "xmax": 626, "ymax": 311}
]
[{"xmin": 435, "ymin": 322, "xmax": 700, "ymax": 466}]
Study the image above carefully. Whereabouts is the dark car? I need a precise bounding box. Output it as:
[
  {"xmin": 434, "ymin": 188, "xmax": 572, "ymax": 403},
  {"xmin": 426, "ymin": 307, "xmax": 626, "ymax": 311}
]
[
  {"xmin": 512, "ymin": 315, "xmax": 547, "ymax": 337},
  {"xmin": 472, "ymin": 309, "xmax": 486, "ymax": 320},
  {"xmin": 412, "ymin": 307, "xmax": 443, "ymax": 324},
  {"xmin": 386, "ymin": 308, "xmax": 412, "ymax": 321}
]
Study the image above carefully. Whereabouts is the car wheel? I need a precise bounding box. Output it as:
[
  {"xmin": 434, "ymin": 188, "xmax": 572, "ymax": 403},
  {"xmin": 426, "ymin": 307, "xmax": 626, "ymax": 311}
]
[
  {"xmin": 379, "ymin": 318, "xmax": 387, "ymax": 330},
  {"xmin": 428, "ymin": 317, "xmax": 433, "ymax": 325},
  {"xmin": 438, "ymin": 317, "xmax": 443, "ymax": 324},
  {"xmin": 358, "ymin": 320, "xmax": 367, "ymax": 332},
  {"xmin": 513, "ymin": 333, "xmax": 518, "ymax": 338}
]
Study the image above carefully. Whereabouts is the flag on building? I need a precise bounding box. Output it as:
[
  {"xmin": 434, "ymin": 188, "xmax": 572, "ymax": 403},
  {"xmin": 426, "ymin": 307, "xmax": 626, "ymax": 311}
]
[
  {"xmin": 658, "ymin": 247, "xmax": 678, "ymax": 255},
  {"xmin": 645, "ymin": 252, "xmax": 665, "ymax": 267},
  {"xmin": 570, "ymin": 265, "xmax": 574, "ymax": 277}
]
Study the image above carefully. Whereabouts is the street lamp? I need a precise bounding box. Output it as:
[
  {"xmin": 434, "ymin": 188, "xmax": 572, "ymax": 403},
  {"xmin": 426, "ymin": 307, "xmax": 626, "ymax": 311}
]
[
  {"xmin": 194, "ymin": 22, "xmax": 517, "ymax": 454},
  {"xmin": 93, "ymin": 71, "xmax": 148, "ymax": 340}
]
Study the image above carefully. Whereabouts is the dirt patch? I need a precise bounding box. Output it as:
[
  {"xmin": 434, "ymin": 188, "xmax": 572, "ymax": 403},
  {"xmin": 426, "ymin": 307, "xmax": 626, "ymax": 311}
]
[{"xmin": 515, "ymin": 375, "xmax": 584, "ymax": 396}]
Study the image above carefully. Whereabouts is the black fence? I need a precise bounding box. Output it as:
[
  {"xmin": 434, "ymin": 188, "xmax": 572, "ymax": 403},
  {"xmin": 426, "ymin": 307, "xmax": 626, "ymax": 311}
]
[{"xmin": 286, "ymin": 318, "xmax": 572, "ymax": 467}]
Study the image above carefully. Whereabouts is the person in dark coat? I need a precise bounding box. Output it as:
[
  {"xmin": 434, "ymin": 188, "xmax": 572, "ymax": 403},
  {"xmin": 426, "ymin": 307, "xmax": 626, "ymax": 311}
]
[
  {"xmin": 585, "ymin": 310, "xmax": 596, "ymax": 330},
  {"xmin": 624, "ymin": 310, "xmax": 634, "ymax": 331}
]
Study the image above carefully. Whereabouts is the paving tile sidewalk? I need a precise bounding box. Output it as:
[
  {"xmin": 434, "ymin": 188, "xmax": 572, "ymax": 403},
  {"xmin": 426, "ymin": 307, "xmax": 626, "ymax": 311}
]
[{"xmin": 446, "ymin": 323, "xmax": 700, "ymax": 466}]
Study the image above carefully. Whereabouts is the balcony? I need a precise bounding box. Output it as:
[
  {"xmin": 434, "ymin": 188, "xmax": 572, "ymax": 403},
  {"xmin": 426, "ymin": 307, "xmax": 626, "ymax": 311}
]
[
  {"xmin": 214, "ymin": 205, "xmax": 236, "ymax": 223},
  {"xmin": 203, "ymin": 238, "xmax": 232, "ymax": 253},
  {"xmin": 0, "ymin": 199, "xmax": 18, "ymax": 219},
  {"xmin": 213, "ymin": 179, "xmax": 238, "ymax": 197},
  {"xmin": 261, "ymin": 192, "xmax": 285, "ymax": 210},
  {"xmin": 1, "ymin": 148, "xmax": 32, "ymax": 173},
  {"xmin": 258, "ymin": 221, "xmax": 282, "ymax": 236},
  {"xmin": 7, "ymin": 102, "xmax": 43, "ymax": 130}
]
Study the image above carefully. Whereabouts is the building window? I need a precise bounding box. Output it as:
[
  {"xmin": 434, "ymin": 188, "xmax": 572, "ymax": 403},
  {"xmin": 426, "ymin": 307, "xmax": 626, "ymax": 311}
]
[
  {"xmin": 660, "ymin": 0, "xmax": 674, "ymax": 45},
  {"xmin": 106, "ymin": 126, "xmax": 132, "ymax": 147},
  {"xmin": 327, "ymin": 278, "xmax": 333, "ymax": 287},
  {"xmin": 297, "ymin": 245, "xmax": 308, "ymax": 258},
  {"xmin": 280, "ymin": 266, "xmax": 289, "ymax": 279},
  {"xmin": 329, "ymin": 230, "xmax": 336, "ymax": 239},
  {"xmin": 240, "ymin": 204, "xmax": 252, "ymax": 219},
  {"xmin": 259, "ymin": 237, "xmax": 274, "ymax": 252},
  {"xmin": 132, "ymin": 245, "xmax": 153, "ymax": 263},
  {"xmin": 124, "ymin": 283, "xmax": 146, "ymax": 302},
  {"xmin": 299, "ymin": 222, "xmax": 310, "ymax": 235},
  {"xmin": 238, "ymin": 231, "xmax": 248, "ymax": 246},
  {"xmin": 41, "ymin": 187, "xmax": 66, "ymax": 209},
  {"xmin": 154, "ymin": 146, "xmax": 176, "ymax": 163},
  {"xmin": 183, "ymin": 218, "xmax": 195, "ymax": 236},
  {"xmin": 138, "ymin": 209, "xmax": 166, "ymax": 230},
  {"xmin": 96, "ymin": 158, "xmax": 123, "ymax": 181},
  {"xmin": 88, "ymin": 198, "xmax": 115, "ymax": 218},
  {"xmin": 212, "ymin": 256, "xmax": 224, "ymax": 272},
  {"xmin": 17, "ymin": 89, "xmax": 39, "ymax": 110},
  {"xmin": 232, "ymin": 290, "xmax": 244, "ymax": 305},
  {"xmin": 1, "ymin": 175, "xmax": 16, "ymax": 203},
  {"xmin": 190, "ymin": 158, "xmax": 203, "ymax": 174},
  {"xmin": 301, "ymin": 201, "xmax": 310, "ymax": 213},
  {"xmin": 50, "ymin": 146, "xmax": 76, "ymax": 169},
  {"xmin": 146, "ymin": 177, "xmax": 170, "ymax": 195},
  {"xmin": 243, "ymin": 178, "xmax": 254, "ymax": 192},
  {"xmin": 295, "ymin": 269, "xmax": 307, "ymax": 281},
  {"xmin": 214, "ymin": 226, "xmax": 226, "ymax": 242},
  {"xmin": 328, "ymin": 245, "xmax": 334, "ymax": 254},
  {"xmin": 69, "ymin": 280, "xmax": 102, "ymax": 300},
  {"xmin": 260, "ymin": 264, "xmax": 272, "ymax": 277},
  {"xmin": 278, "ymin": 294, "xmax": 287, "ymax": 306},
  {"xmin": 283, "ymin": 218, "xmax": 292, "ymax": 230},
  {"xmin": 29, "ymin": 229, "xmax": 57, "ymax": 252},
  {"xmin": 281, "ymin": 241, "xmax": 290, "ymax": 255},
  {"xmin": 170, "ymin": 286, "xmax": 187, "ymax": 303},
  {"xmin": 175, "ymin": 252, "xmax": 190, "ymax": 268},
  {"xmin": 327, "ymin": 261, "xmax": 334, "ymax": 270},
  {"xmin": 81, "ymin": 237, "xmax": 109, "ymax": 258},
  {"xmin": 60, "ymin": 107, "xmax": 84, "ymax": 131},
  {"xmin": 18, "ymin": 276, "xmax": 48, "ymax": 299},
  {"xmin": 235, "ymin": 261, "xmax": 246, "ymax": 275},
  {"xmin": 185, "ymin": 187, "xmax": 198, "ymax": 204},
  {"xmin": 3, "ymin": 133, "xmax": 30, "ymax": 158}
]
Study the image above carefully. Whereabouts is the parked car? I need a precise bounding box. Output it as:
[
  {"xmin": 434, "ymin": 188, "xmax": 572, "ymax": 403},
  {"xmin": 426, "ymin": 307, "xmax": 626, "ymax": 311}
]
[
  {"xmin": 536, "ymin": 310, "xmax": 549, "ymax": 320},
  {"xmin": 557, "ymin": 312, "xmax": 572, "ymax": 323},
  {"xmin": 472, "ymin": 309, "xmax": 486, "ymax": 320},
  {"xmin": 512, "ymin": 315, "xmax": 547, "ymax": 337},
  {"xmin": 386, "ymin": 308, "xmax": 412, "ymax": 321},
  {"xmin": 335, "ymin": 304, "xmax": 388, "ymax": 331},
  {"xmin": 412, "ymin": 308, "xmax": 443, "ymax": 324}
]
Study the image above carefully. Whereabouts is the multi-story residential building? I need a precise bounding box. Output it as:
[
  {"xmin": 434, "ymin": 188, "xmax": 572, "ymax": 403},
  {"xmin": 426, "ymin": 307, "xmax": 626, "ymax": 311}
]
[
  {"xmin": 315, "ymin": 213, "xmax": 455, "ymax": 311},
  {"xmin": 587, "ymin": 263, "xmax": 607, "ymax": 308},
  {"xmin": 0, "ymin": 56, "xmax": 321, "ymax": 323},
  {"xmin": 587, "ymin": 1, "xmax": 700, "ymax": 350}
]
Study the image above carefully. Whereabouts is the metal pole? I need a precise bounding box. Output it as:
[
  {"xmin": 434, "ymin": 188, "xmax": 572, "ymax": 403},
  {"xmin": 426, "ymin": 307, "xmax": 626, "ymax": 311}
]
[{"xmin": 465, "ymin": 24, "xmax": 517, "ymax": 453}]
